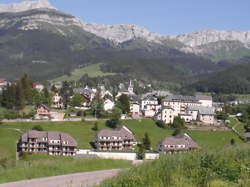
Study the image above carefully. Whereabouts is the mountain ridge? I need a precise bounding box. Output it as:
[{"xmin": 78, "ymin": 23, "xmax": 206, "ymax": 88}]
[
  {"xmin": 0, "ymin": 0, "xmax": 250, "ymax": 61},
  {"xmin": 0, "ymin": 0, "xmax": 56, "ymax": 13},
  {"xmin": 0, "ymin": 0, "xmax": 249, "ymax": 87}
]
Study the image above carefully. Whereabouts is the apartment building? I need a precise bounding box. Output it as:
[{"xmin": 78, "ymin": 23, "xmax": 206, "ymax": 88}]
[{"xmin": 18, "ymin": 130, "xmax": 77, "ymax": 156}]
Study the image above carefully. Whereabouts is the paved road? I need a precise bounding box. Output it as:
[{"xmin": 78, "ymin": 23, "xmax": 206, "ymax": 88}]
[{"xmin": 0, "ymin": 169, "xmax": 123, "ymax": 187}]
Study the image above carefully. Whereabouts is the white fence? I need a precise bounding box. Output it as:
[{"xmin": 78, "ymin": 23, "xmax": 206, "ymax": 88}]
[{"xmin": 77, "ymin": 149, "xmax": 159, "ymax": 161}]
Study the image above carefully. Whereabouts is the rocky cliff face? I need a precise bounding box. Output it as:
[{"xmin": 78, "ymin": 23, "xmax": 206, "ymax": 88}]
[
  {"xmin": 171, "ymin": 30, "xmax": 250, "ymax": 47},
  {"xmin": 0, "ymin": 0, "xmax": 56, "ymax": 13},
  {"xmin": 0, "ymin": 0, "xmax": 249, "ymax": 61}
]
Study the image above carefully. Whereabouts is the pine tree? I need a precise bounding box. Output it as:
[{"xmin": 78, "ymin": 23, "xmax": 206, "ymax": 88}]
[
  {"xmin": 15, "ymin": 81, "xmax": 25, "ymax": 110},
  {"xmin": 20, "ymin": 74, "xmax": 33, "ymax": 104},
  {"xmin": 60, "ymin": 81, "xmax": 73, "ymax": 108},
  {"xmin": 137, "ymin": 144, "xmax": 145, "ymax": 160},
  {"xmin": 117, "ymin": 94, "xmax": 130, "ymax": 114},
  {"xmin": 106, "ymin": 107, "xmax": 122, "ymax": 128},
  {"xmin": 42, "ymin": 88, "xmax": 51, "ymax": 106},
  {"xmin": 142, "ymin": 132, "xmax": 151, "ymax": 151}
]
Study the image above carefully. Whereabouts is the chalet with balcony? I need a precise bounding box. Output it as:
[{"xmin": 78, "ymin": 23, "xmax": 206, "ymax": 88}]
[
  {"xmin": 18, "ymin": 130, "xmax": 77, "ymax": 156},
  {"xmin": 158, "ymin": 133, "xmax": 198, "ymax": 153},
  {"xmin": 96, "ymin": 126, "xmax": 137, "ymax": 151},
  {"xmin": 36, "ymin": 104, "xmax": 51, "ymax": 120}
]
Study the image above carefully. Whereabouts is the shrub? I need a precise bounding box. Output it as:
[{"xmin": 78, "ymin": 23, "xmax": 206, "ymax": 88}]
[
  {"xmin": 137, "ymin": 144, "xmax": 145, "ymax": 160},
  {"xmin": 230, "ymin": 138, "xmax": 235, "ymax": 145},
  {"xmin": 155, "ymin": 120, "xmax": 166, "ymax": 129},
  {"xmin": 92, "ymin": 122, "xmax": 99, "ymax": 131},
  {"xmin": 172, "ymin": 129, "xmax": 182, "ymax": 136},
  {"xmin": 32, "ymin": 125, "xmax": 44, "ymax": 131},
  {"xmin": 142, "ymin": 132, "xmax": 151, "ymax": 151}
]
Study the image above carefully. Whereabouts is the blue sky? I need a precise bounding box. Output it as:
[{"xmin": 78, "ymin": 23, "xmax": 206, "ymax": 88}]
[{"xmin": 1, "ymin": 0, "xmax": 250, "ymax": 35}]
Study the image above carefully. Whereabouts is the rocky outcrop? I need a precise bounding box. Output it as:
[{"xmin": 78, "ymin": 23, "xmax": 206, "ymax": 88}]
[{"xmin": 0, "ymin": 0, "xmax": 56, "ymax": 13}]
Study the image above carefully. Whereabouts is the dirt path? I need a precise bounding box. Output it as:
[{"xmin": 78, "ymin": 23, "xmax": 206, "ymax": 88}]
[{"xmin": 0, "ymin": 169, "xmax": 123, "ymax": 187}]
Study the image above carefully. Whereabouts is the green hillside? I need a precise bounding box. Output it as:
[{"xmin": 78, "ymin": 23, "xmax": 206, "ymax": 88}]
[
  {"xmin": 54, "ymin": 63, "xmax": 116, "ymax": 82},
  {"xmin": 192, "ymin": 62, "xmax": 250, "ymax": 94},
  {"xmin": 100, "ymin": 145, "xmax": 250, "ymax": 187},
  {"xmin": 0, "ymin": 119, "xmax": 243, "ymax": 159}
]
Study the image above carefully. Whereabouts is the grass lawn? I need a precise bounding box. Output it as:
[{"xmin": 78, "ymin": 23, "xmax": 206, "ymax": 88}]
[
  {"xmin": 0, "ymin": 119, "xmax": 245, "ymax": 183},
  {"xmin": 54, "ymin": 63, "xmax": 116, "ymax": 82},
  {"xmin": 227, "ymin": 117, "xmax": 246, "ymax": 135},
  {"xmin": 0, "ymin": 119, "xmax": 245, "ymax": 159},
  {"xmin": 0, "ymin": 154, "xmax": 131, "ymax": 184}
]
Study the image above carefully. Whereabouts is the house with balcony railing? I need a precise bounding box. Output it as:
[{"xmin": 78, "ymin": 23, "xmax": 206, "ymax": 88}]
[
  {"xmin": 95, "ymin": 126, "xmax": 137, "ymax": 151},
  {"xmin": 18, "ymin": 130, "xmax": 77, "ymax": 156}
]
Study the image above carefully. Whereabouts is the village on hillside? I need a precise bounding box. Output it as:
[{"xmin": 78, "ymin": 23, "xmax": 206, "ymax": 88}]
[{"xmin": 0, "ymin": 75, "xmax": 250, "ymax": 160}]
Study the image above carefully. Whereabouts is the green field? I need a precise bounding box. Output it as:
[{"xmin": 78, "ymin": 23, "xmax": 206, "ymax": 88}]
[
  {"xmin": 0, "ymin": 119, "xmax": 245, "ymax": 183},
  {"xmin": 227, "ymin": 117, "xmax": 246, "ymax": 137},
  {"xmin": 0, "ymin": 119, "xmax": 244, "ymax": 159},
  {"xmin": 0, "ymin": 155, "xmax": 131, "ymax": 184},
  {"xmin": 100, "ymin": 145, "xmax": 250, "ymax": 187},
  {"xmin": 54, "ymin": 63, "xmax": 116, "ymax": 82}
]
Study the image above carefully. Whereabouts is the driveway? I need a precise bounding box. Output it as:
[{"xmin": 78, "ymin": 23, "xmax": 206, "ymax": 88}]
[{"xmin": 0, "ymin": 169, "xmax": 123, "ymax": 187}]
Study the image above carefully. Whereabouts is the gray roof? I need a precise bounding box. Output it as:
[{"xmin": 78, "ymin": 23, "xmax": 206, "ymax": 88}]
[
  {"xmin": 73, "ymin": 88, "xmax": 93, "ymax": 97},
  {"xmin": 21, "ymin": 130, "xmax": 77, "ymax": 147},
  {"xmin": 96, "ymin": 126, "xmax": 135, "ymax": 141},
  {"xmin": 161, "ymin": 106, "xmax": 174, "ymax": 111},
  {"xmin": 245, "ymin": 132, "xmax": 250, "ymax": 138},
  {"xmin": 38, "ymin": 104, "xmax": 51, "ymax": 111},
  {"xmin": 188, "ymin": 106, "xmax": 215, "ymax": 115},
  {"xmin": 195, "ymin": 95, "xmax": 213, "ymax": 101},
  {"xmin": 142, "ymin": 95, "xmax": 158, "ymax": 102},
  {"xmin": 159, "ymin": 133, "xmax": 198, "ymax": 149},
  {"xmin": 163, "ymin": 95, "xmax": 199, "ymax": 103}
]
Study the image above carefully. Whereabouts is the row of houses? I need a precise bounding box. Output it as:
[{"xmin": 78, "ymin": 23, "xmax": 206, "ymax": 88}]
[
  {"xmin": 142, "ymin": 94, "xmax": 215, "ymax": 125},
  {"xmin": 18, "ymin": 126, "xmax": 198, "ymax": 157},
  {"xmin": 5, "ymin": 78, "xmax": 215, "ymax": 125},
  {"xmin": 36, "ymin": 84, "xmax": 215, "ymax": 125}
]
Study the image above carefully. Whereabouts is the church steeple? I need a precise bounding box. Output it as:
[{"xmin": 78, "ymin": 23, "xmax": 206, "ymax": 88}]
[{"xmin": 128, "ymin": 80, "xmax": 134, "ymax": 94}]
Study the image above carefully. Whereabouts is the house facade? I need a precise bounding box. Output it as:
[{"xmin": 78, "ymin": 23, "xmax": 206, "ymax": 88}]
[
  {"xmin": 96, "ymin": 126, "xmax": 137, "ymax": 151},
  {"xmin": 162, "ymin": 95, "xmax": 201, "ymax": 114},
  {"xmin": 0, "ymin": 78, "xmax": 8, "ymax": 87},
  {"xmin": 156, "ymin": 95, "xmax": 215, "ymax": 125},
  {"xmin": 51, "ymin": 93, "xmax": 64, "ymax": 109},
  {"xmin": 196, "ymin": 95, "xmax": 213, "ymax": 107},
  {"xmin": 141, "ymin": 96, "xmax": 160, "ymax": 117},
  {"xmin": 33, "ymin": 83, "xmax": 44, "ymax": 92},
  {"xmin": 18, "ymin": 130, "xmax": 77, "ymax": 156},
  {"xmin": 103, "ymin": 99, "xmax": 115, "ymax": 111},
  {"xmin": 187, "ymin": 106, "xmax": 215, "ymax": 124},
  {"xmin": 130, "ymin": 102, "xmax": 140, "ymax": 116},
  {"xmin": 158, "ymin": 133, "xmax": 198, "ymax": 153},
  {"xmin": 155, "ymin": 107, "xmax": 178, "ymax": 124},
  {"xmin": 36, "ymin": 104, "xmax": 51, "ymax": 120}
]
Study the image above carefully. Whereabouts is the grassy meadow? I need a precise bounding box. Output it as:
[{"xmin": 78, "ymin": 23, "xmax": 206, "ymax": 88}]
[
  {"xmin": 0, "ymin": 154, "xmax": 131, "ymax": 184},
  {"xmin": 0, "ymin": 119, "xmax": 245, "ymax": 183},
  {"xmin": 0, "ymin": 119, "xmax": 244, "ymax": 159},
  {"xmin": 100, "ymin": 145, "xmax": 250, "ymax": 187},
  {"xmin": 54, "ymin": 63, "xmax": 116, "ymax": 82}
]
